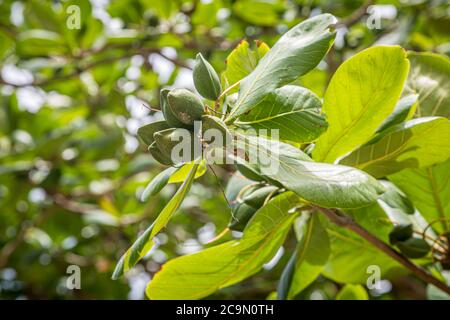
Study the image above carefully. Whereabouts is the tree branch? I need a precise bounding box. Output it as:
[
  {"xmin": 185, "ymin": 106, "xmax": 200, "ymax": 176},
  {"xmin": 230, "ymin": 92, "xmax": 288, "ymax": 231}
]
[
  {"xmin": 314, "ymin": 206, "xmax": 450, "ymax": 295},
  {"xmin": 0, "ymin": 47, "xmax": 191, "ymax": 88}
]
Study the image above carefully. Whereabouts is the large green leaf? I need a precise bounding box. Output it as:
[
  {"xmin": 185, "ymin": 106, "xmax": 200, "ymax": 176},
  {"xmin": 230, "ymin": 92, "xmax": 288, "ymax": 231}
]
[
  {"xmin": 324, "ymin": 203, "xmax": 404, "ymax": 283},
  {"xmin": 234, "ymin": 135, "xmax": 385, "ymax": 208},
  {"xmin": 288, "ymin": 213, "xmax": 330, "ymax": 298},
  {"xmin": 340, "ymin": 117, "xmax": 450, "ymax": 178},
  {"xmin": 389, "ymin": 159, "xmax": 450, "ymax": 234},
  {"xmin": 112, "ymin": 164, "xmax": 198, "ymax": 279},
  {"xmin": 226, "ymin": 14, "xmax": 336, "ymax": 121},
  {"xmin": 237, "ymin": 85, "xmax": 328, "ymax": 143},
  {"xmin": 336, "ymin": 284, "xmax": 369, "ymax": 300},
  {"xmin": 313, "ymin": 46, "xmax": 410, "ymax": 163},
  {"xmin": 146, "ymin": 193, "xmax": 300, "ymax": 300},
  {"xmin": 407, "ymin": 52, "xmax": 450, "ymax": 118},
  {"xmin": 221, "ymin": 40, "xmax": 270, "ymax": 92}
]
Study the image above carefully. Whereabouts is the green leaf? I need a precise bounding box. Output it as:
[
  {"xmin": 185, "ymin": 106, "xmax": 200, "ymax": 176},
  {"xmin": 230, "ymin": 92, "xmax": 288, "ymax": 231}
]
[
  {"xmin": 222, "ymin": 40, "xmax": 270, "ymax": 91},
  {"xmin": 277, "ymin": 249, "xmax": 297, "ymax": 300},
  {"xmin": 193, "ymin": 53, "xmax": 222, "ymax": 100},
  {"xmin": 336, "ymin": 284, "xmax": 369, "ymax": 300},
  {"xmin": 324, "ymin": 203, "xmax": 404, "ymax": 283},
  {"xmin": 235, "ymin": 135, "xmax": 385, "ymax": 208},
  {"xmin": 112, "ymin": 164, "xmax": 198, "ymax": 279},
  {"xmin": 288, "ymin": 213, "xmax": 330, "ymax": 298},
  {"xmin": 379, "ymin": 181, "xmax": 415, "ymax": 215},
  {"xmin": 377, "ymin": 94, "xmax": 418, "ymax": 133},
  {"xmin": 237, "ymin": 85, "xmax": 328, "ymax": 143},
  {"xmin": 168, "ymin": 160, "xmax": 207, "ymax": 183},
  {"xmin": 407, "ymin": 52, "xmax": 450, "ymax": 118},
  {"xmin": 313, "ymin": 46, "xmax": 410, "ymax": 163},
  {"xmin": 146, "ymin": 193, "xmax": 300, "ymax": 300},
  {"xmin": 226, "ymin": 14, "xmax": 336, "ymax": 121},
  {"xmin": 427, "ymin": 271, "xmax": 450, "ymax": 300},
  {"xmin": 388, "ymin": 159, "xmax": 450, "ymax": 234},
  {"xmin": 17, "ymin": 29, "xmax": 67, "ymax": 57},
  {"xmin": 140, "ymin": 167, "xmax": 177, "ymax": 201},
  {"xmin": 232, "ymin": 0, "xmax": 282, "ymax": 26},
  {"xmin": 340, "ymin": 117, "xmax": 450, "ymax": 178}
]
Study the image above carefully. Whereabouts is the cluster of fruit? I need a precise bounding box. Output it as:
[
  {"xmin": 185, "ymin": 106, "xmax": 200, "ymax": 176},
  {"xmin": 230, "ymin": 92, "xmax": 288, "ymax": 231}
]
[{"xmin": 137, "ymin": 53, "xmax": 226, "ymax": 165}]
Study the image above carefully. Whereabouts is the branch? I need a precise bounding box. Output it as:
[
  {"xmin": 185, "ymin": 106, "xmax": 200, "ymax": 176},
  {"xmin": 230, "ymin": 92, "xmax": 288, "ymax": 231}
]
[
  {"xmin": 0, "ymin": 47, "xmax": 191, "ymax": 88},
  {"xmin": 314, "ymin": 206, "xmax": 450, "ymax": 295},
  {"xmin": 338, "ymin": 0, "xmax": 374, "ymax": 28}
]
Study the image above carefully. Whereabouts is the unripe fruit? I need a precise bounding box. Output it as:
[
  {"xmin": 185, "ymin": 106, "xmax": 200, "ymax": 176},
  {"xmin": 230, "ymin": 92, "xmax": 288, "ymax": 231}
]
[
  {"xmin": 193, "ymin": 53, "xmax": 222, "ymax": 101},
  {"xmin": 167, "ymin": 89, "xmax": 205, "ymax": 127},
  {"xmin": 153, "ymin": 128, "xmax": 201, "ymax": 165},
  {"xmin": 137, "ymin": 120, "xmax": 171, "ymax": 146},
  {"xmin": 160, "ymin": 89, "xmax": 187, "ymax": 128},
  {"xmin": 202, "ymin": 115, "xmax": 232, "ymax": 164},
  {"xmin": 396, "ymin": 238, "xmax": 430, "ymax": 259},
  {"xmin": 228, "ymin": 202, "xmax": 258, "ymax": 232},
  {"xmin": 389, "ymin": 224, "xmax": 413, "ymax": 245},
  {"xmin": 148, "ymin": 141, "xmax": 173, "ymax": 166}
]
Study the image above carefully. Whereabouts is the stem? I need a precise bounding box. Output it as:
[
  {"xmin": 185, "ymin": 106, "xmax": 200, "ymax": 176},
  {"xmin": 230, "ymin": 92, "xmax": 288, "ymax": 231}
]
[
  {"xmin": 314, "ymin": 206, "xmax": 450, "ymax": 295},
  {"xmin": 215, "ymin": 81, "xmax": 240, "ymax": 111}
]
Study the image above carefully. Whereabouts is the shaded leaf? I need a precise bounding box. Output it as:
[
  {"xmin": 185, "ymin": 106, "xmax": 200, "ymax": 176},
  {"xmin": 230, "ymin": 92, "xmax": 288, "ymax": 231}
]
[
  {"xmin": 377, "ymin": 94, "xmax": 418, "ymax": 133},
  {"xmin": 340, "ymin": 117, "xmax": 450, "ymax": 178},
  {"xmin": 407, "ymin": 52, "xmax": 450, "ymax": 118},
  {"xmin": 288, "ymin": 213, "xmax": 330, "ymax": 298},
  {"xmin": 324, "ymin": 203, "xmax": 404, "ymax": 283},
  {"xmin": 389, "ymin": 159, "xmax": 450, "ymax": 234}
]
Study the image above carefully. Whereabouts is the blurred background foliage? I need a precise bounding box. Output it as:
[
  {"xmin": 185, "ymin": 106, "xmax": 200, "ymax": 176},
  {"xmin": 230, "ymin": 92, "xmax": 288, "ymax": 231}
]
[{"xmin": 0, "ymin": 0, "xmax": 448, "ymax": 299}]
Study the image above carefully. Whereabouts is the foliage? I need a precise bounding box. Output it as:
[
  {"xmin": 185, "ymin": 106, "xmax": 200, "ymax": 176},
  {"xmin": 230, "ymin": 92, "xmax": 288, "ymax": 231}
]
[{"xmin": 1, "ymin": 0, "xmax": 449, "ymax": 300}]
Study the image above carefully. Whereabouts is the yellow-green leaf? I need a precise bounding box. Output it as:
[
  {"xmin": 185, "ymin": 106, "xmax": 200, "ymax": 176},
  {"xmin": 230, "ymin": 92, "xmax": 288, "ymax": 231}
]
[
  {"xmin": 146, "ymin": 193, "xmax": 300, "ymax": 300},
  {"xmin": 112, "ymin": 164, "xmax": 198, "ymax": 279},
  {"xmin": 313, "ymin": 46, "xmax": 410, "ymax": 163}
]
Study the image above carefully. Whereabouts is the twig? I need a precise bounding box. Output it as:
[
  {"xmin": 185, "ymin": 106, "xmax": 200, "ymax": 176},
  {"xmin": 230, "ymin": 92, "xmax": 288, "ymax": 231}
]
[
  {"xmin": 338, "ymin": 0, "xmax": 374, "ymax": 28},
  {"xmin": 314, "ymin": 206, "xmax": 450, "ymax": 295}
]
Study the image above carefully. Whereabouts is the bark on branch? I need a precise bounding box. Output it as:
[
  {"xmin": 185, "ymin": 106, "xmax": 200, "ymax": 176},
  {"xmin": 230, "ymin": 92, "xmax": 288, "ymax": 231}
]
[{"xmin": 314, "ymin": 206, "xmax": 450, "ymax": 295}]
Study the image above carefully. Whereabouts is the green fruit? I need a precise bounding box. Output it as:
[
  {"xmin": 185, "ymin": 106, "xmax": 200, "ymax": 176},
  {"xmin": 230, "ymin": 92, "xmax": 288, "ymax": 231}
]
[
  {"xmin": 396, "ymin": 238, "xmax": 430, "ymax": 259},
  {"xmin": 243, "ymin": 185, "xmax": 279, "ymax": 208},
  {"xmin": 160, "ymin": 89, "xmax": 187, "ymax": 128},
  {"xmin": 167, "ymin": 89, "xmax": 205, "ymax": 127},
  {"xmin": 201, "ymin": 115, "xmax": 232, "ymax": 142},
  {"xmin": 389, "ymin": 224, "xmax": 413, "ymax": 245},
  {"xmin": 202, "ymin": 115, "xmax": 232, "ymax": 163},
  {"xmin": 153, "ymin": 128, "xmax": 201, "ymax": 165},
  {"xmin": 228, "ymin": 202, "xmax": 258, "ymax": 232},
  {"xmin": 148, "ymin": 141, "xmax": 173, "ymax": 166},
  {"xmin": 193, "ymin": 53, "xmax": 222, "ymax": 100},
  {"xmin": 236, "ymin": 163, "xmax": 265, "ymax": 182},
  {"xmin": 137, "ymin": 120, "xmax": 171, "ymax": 146}
]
